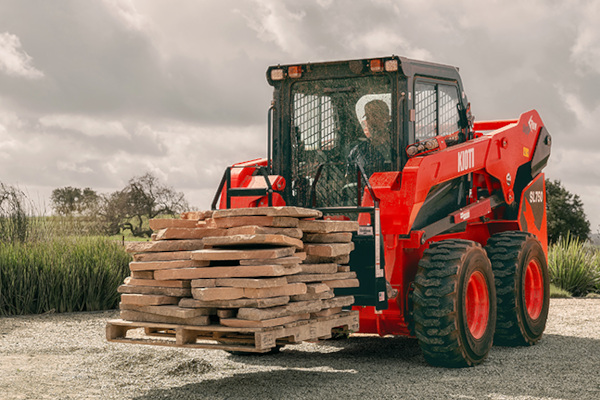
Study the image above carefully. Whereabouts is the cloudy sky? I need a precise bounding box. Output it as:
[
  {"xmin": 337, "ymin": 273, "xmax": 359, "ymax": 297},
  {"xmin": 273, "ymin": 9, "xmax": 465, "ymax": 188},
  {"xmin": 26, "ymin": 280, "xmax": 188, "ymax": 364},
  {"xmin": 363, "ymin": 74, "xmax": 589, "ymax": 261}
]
[{"xmin": 1, "ymin": 0, "xmax": 599, "ymax": 230}]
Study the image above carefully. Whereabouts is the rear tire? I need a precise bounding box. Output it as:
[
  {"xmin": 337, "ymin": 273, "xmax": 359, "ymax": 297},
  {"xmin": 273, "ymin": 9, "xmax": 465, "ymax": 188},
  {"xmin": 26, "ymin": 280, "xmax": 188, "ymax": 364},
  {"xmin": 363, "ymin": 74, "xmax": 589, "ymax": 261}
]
[
  {"xmin": 413, "ymin": 240, "xmax": 497, "ymax": 367},
  {"xmin": 486, "ymin": 231, "xmax": 549, "ymax": 346}
]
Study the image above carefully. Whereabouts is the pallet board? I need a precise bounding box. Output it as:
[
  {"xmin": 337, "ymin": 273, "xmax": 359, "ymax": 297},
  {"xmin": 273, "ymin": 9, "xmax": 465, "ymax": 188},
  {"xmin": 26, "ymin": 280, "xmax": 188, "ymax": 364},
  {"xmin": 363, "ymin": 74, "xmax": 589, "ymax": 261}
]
[{"xmin": 106, "ymin": 310, "xmax": 358, "ymax": 353}]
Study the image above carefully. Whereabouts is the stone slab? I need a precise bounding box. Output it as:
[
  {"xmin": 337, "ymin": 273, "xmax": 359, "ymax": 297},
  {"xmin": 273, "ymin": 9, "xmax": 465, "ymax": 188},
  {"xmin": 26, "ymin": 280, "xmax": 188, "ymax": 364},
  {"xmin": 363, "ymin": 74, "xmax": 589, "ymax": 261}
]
[
  {"xmin": 298, "ymin": 220, "xmax": 359, "ymax": 233},
  {"xmin": 304, "ymin": 243, "xmax": 355, "ymax": 258},
  {"xmin": 219, "ymin": 313, "xmax": 310, "ymax": 328},
  {"xmin": 180, "ymin": 210, "xmax": 213, "ymax": 220},
  {"xmin": 239, "ymin": 255, "xmax": 303, "ymax": 266},
  {"xmin": 120, "ymin": 294, "xmax": 179, "ymax": 306},
  {"xmin": 154, "ymin": 227, "xmax": 226, "ymax": 240},
  {"xmin": 125, "ymin": 239, "xmax": 205, "ymax": 254},
  {"xmin": 124, "ymin": 277, "xmax": 191, "ymax": 288},
  {"xmin": 237, "ymin": 300, "xmax": 323, "ymax": 321},
  {"xmin": 303, "ymin": 232, "xmax": 353, "ymax": 243},
  {"xmin": 214, "ymin": 277, "xmax": 289, "ymax": 288},
  {"xmin": 305, "ymin": 254, "xmax": 350, "ymax": 264},
  {"xmin": 149, "ymin": 218, "xmax": 199, "ymax": 230},
  {"xmin": 202, "ymin": 234, "xmax": 303, "ymax": 250},
  {"xmin": 119, "ymin": 303, "xmax": 216, "ymax": 318},
  {"xmin": 133, "ymin": 251, "xmax": 193, "ymax": 262},
  {"xmin": 207, "ymin": 216, "xmax": 299, "ymax": 229},
  {"xmin": 130, "ymin": 271, "xmax": 154, "ymax": 279},
  {"xmin": 192, "ymin": 287, "xmax": 245, "ymax": 301},
  {"xmin": 286, "ymin": 272, "xmax": 357, "ymax": 283},
  {"xmin": 190, "ymin": 279, "xmax": 217, "ymax": 288},
  {"xmin": 306, "ymin": 283, "xmax": 332, "ymax": 294},
  {"xmin": 325, "ymin": 279, "xmax": 360, "ymax": 288},
  {"xmin": 129, "ymin": 260, "xmax": 208, "ymax": 272},
  {"xmin": 243, "ymin": 283, "xmax": 306, "ymax": 299},
  {"xmin": 299, "ymin": 263, "xmax": 338, "ymax": 274},
  {"xmin": 154, "ymin": 264, "xmax": 301, "ymax": 280},
  {"xmin": 212, "ymin": 206, "xmax": 322, "ymax": 219},
  {"xmin": 179, "ymin": 295, "xmax": 290, "ymax": 309},
  {"xmin": 191, "ymin": 246, "xmax": 295, "ymax": 261},
  {"xmin": 227, "ymin": 226, "xmax": 303, "ymax": 239},
  {"xmin": 117, "ymin": 284, "xmax": 191, "ymax": 297},
  {"xmin": 322, "ymin": 295, "xmax": 355, "ymax": 308},
  {"xmin": 311, "ymin": 307, "xmax": 343, "ymax": 318},
  {"xmin": 337, "ymin": 265, "xmax": 351, "ymax": 272},
  {"xmin": 291, "ymin": 290, "xmax": 334, "ymax": 301},
  {"xmin": 120, "ymin": 310, "xmax": 210, "ymax": 326}
]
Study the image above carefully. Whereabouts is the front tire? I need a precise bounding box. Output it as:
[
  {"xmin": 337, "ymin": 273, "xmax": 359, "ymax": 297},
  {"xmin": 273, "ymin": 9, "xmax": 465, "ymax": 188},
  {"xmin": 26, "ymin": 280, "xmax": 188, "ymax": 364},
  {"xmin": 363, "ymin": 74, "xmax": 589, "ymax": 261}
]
[
  {"xmin": 413, "ymin": 240, "xmax": 497, "ymax": 367},
  {"xmin": 486, "ymin": 231, "xmax": 549, "ymax": 346}
]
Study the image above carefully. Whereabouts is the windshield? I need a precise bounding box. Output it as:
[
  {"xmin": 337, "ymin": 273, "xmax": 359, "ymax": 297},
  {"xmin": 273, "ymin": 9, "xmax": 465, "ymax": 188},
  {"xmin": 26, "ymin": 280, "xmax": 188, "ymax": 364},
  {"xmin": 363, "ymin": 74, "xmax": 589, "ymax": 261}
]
[{"xmin": 289, "ymin": 76, "xmax": 393, "ymax": 208}]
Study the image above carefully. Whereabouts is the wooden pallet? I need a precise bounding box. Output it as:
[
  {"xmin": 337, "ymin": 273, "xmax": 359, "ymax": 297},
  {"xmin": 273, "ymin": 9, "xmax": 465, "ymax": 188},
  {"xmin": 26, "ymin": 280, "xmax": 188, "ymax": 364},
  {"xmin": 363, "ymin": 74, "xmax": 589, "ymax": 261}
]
[{"xmin": 106, "ymin": 310, "xmax": 359, "ymax": 353}]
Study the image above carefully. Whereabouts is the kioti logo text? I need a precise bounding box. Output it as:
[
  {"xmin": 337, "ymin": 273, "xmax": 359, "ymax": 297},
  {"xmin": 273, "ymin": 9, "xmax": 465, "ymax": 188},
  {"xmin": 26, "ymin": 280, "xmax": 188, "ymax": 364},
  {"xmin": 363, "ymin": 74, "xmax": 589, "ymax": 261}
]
[{"xmin": 458, "ymin": 148, "xmax": 475, "ymax": 173}]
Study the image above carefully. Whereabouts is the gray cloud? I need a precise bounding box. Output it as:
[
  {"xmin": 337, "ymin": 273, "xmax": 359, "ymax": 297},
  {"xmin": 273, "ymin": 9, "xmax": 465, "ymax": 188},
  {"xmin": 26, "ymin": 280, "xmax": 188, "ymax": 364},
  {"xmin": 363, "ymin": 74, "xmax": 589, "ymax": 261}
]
[{"xmin": 0, "ymin": 0, "xmax": 599, "ymax": 229}]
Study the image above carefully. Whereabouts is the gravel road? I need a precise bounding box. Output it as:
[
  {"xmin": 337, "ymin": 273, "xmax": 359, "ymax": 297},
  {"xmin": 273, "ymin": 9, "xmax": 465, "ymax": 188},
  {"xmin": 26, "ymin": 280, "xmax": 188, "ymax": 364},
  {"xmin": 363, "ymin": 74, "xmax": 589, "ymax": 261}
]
[{"xmin": 1, "ymin": 299, "xmax": 599, "ymax": 400}]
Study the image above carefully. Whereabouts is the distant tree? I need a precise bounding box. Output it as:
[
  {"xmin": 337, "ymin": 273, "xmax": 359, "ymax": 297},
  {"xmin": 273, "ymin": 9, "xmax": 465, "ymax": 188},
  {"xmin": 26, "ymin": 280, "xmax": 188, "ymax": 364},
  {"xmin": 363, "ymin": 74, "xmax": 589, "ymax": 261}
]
[
  {"xmin": 101, "ymin": 172, "xmax": 189, "ymax": 237},
  {"xmin": 51, "ymin": 187, "xmax": 100, "ymax": 216},
  {"xmin": 546, "ymin": 179, "xmax": 591, "ymax": 243},
  {"xmin": 0, "ymin": 183, "xmax": 30, "ymax": 243}
]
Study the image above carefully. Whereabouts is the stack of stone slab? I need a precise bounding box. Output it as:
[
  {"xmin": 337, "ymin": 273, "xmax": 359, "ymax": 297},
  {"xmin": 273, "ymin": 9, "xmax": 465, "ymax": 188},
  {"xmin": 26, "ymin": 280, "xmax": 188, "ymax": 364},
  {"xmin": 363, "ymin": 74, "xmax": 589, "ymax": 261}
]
[
  {"xmin": 119, "ymin": 211, "xmax": 216, "ymax": 326},
  {"xmin": 117, "ymin": 206, "xmax": 359, "ymax": 331},
  {"xmin": 289, "ymin": 219, "xmax": 360, "ymax": 318}
]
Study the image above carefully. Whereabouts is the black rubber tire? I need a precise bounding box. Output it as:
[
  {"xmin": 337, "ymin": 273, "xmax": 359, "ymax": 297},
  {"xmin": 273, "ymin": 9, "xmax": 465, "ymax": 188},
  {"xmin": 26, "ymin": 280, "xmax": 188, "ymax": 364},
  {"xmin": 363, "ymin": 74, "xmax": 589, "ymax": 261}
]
[
  {"xmin": 413, "ymin": 239, "xmax": 497, "ymax": 368},
  {"xmin": 485, "ymin": 231, "xmax": 549, "ymax": 346}
]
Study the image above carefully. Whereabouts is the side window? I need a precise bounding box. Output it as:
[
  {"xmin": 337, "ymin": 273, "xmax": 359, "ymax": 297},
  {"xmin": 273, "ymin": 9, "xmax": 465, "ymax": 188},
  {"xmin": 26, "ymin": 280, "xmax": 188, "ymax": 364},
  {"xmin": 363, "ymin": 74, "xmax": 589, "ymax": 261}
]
[{"xmin": 415, "ymin": 82, "xmax": 460, "ymax": 141}]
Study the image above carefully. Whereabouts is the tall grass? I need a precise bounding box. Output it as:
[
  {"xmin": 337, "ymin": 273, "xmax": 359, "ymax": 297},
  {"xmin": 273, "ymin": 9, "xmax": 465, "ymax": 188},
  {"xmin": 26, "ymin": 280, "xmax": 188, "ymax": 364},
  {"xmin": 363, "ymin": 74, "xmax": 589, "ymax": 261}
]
[
  {"xmin": 0, "ymin": 236, "xmax": 131, "ymax": 316},
  {"xmin": 548, "ymin": 235, "xmax": 600, "ymax": 297}
]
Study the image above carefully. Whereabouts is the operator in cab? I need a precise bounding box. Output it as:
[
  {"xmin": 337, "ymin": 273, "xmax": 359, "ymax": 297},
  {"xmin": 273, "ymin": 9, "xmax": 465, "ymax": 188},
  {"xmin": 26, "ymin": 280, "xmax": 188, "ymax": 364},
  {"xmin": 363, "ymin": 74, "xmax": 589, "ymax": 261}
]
[{"xmin": 347, "ymin": 99, "xmax": 393, "ymax": 177}]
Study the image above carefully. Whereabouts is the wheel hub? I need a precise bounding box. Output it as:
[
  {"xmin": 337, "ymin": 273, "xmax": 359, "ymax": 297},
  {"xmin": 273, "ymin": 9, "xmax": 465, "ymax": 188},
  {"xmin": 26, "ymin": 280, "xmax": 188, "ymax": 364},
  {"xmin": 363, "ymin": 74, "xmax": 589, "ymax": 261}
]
[
  {"xmin": 524, "ymin": 259, "xmax": 544, "ymax": 320},
  {"xmin": 466, "ymin": 271, "xmax": 490, "ymax": 339}
]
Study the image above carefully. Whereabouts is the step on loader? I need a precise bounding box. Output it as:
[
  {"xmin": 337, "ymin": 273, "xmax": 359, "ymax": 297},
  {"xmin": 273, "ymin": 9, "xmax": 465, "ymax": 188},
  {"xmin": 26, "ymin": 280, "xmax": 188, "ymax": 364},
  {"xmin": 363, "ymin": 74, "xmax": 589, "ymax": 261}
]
[{"xmin": 213, "ymin": 55, "xmax": 552, "ymax": 367}]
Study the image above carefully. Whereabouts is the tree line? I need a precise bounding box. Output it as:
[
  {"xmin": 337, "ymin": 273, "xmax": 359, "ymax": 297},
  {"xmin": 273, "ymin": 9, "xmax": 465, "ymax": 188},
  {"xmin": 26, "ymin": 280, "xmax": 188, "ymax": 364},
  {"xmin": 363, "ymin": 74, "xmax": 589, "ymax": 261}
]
[
  {"xmin": 2, "ymin": 174, "xmax": 591, "ymax": 242},
  {"xmin": 50, "ymin": 172, "xmax": 189, "ymax": 237}
]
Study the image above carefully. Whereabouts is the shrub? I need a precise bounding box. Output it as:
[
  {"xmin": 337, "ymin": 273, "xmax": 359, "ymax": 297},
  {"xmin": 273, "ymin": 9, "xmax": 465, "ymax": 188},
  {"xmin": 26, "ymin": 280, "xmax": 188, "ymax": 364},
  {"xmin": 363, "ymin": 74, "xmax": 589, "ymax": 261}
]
[
  {"xmin": 0, "ymin": 236, "xmax": 131, "ymax": 316},
  {"xmin": 549, "ymin": 283, "xmax": 572, "ymax": 298},
  {"xmin": 548, "ymin": 235, "xmax": 600, "ymax": 297}
]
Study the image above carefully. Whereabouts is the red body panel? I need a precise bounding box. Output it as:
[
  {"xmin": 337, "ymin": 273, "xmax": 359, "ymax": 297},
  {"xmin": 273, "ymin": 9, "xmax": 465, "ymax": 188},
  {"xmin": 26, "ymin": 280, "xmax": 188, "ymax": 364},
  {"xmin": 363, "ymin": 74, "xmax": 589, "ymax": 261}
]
[{"xmin": 218, "ymin": 158, "xmax": 286, "ymax": 209}]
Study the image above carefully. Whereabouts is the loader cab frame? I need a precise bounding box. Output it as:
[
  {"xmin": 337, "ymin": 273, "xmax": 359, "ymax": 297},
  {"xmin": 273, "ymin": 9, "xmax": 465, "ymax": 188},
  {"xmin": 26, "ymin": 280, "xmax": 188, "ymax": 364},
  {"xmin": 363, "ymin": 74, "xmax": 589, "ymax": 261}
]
[{"xmin": 266, "ymin": 56, "xmax": 471, "ymax": 209}]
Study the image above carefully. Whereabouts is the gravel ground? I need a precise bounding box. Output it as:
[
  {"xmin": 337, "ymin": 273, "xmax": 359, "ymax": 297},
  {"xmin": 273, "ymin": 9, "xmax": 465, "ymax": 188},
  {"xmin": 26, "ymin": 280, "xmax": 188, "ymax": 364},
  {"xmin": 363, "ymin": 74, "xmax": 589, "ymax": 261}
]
[{"xmin": 1, "ymin": 299, "xmax": 599, "ymax": 400}]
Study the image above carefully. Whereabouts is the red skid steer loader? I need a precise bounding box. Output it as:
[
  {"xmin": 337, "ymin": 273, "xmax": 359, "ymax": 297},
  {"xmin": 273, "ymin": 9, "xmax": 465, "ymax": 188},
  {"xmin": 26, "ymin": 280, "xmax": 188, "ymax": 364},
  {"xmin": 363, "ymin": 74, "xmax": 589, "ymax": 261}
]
[{"xmin": 213, "ymin": 56, "xmax": 552, "ymax": 367}]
